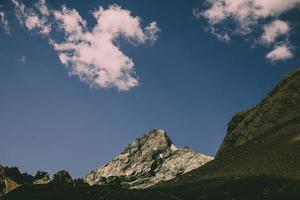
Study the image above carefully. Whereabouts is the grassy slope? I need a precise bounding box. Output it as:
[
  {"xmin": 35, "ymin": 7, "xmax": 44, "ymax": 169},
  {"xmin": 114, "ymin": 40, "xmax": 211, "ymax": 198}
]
[
  {"xmin": 163, "ymin": 117, "xmax": 300, "ymax": 186},
  {"xmin": 218, "ymin": 68, "xmax": 300, "ymax": 156}
]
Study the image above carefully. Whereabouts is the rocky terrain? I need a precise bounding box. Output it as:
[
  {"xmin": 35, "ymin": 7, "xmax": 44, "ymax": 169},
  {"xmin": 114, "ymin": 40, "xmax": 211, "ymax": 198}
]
[
  {"xmin": 0, "ymin": 166, "xmax": 87, "ymax": 197},
  {"xmin": 0, "ymin": 164, "xmax": 50, "ymax": 196},
  {"xmin": 0, "ymin": 165, "xmax": 20, "ymax": 196},
  {"xmin": 83, "ymin": 129, "xmax": 213, "ymax": 188}
]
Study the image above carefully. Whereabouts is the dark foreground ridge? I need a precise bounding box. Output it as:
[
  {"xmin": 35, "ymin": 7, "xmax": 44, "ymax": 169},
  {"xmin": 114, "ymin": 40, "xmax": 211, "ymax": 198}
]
[{"xmin": 1, "ymin": 176, "xmax": 300, "ymax": 200}]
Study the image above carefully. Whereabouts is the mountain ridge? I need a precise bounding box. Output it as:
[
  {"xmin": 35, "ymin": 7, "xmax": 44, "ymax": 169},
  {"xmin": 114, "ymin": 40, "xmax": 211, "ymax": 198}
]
[{"xmin": 217, "ymin": 68, "xmax": 300, "ymax": 156}]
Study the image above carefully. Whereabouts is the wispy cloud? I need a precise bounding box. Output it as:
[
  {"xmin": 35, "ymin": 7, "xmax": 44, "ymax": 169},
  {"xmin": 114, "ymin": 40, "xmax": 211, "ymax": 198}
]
[
  {"xmin": 17, "ymin": 56, "xmax": 27, "ymax": 63},
  {"xmin": 0, "ymin": 8, "xmax": 9, "ymax": 33},
  {"xmin": 11, "ymin": 0, "xmax": 159, "ymax": 91},
  {"xmin": 12, "ymin": 0, "xmax": 51, "ymax": 36},
  {"xmin": 196, "ymin": 0, "xmax": 300, "ymax": 62}
]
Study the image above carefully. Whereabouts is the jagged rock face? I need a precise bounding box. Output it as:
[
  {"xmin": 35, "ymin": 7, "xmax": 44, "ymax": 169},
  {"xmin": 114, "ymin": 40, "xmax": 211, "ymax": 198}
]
[
  {"xmin": 83, "ymin": 129, "xmax": 213, "ymax": 188},
  {"xmin": 217, "ymin": 68, "xmax": 300, "ymax": 156}
]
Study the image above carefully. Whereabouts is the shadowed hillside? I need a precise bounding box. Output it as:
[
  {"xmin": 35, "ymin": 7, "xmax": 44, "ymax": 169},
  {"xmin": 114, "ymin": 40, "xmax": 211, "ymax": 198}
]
[
  {"xmin": 1, "ymin": 176, "xmax": 300, "ymax": 200},
  {"xmin": 160, "ymin": 116, "xmax": 300, "ymax": 187},
  {"xmin": 217, "ymin": 68, "xmax": 300, "ymax": 156}
]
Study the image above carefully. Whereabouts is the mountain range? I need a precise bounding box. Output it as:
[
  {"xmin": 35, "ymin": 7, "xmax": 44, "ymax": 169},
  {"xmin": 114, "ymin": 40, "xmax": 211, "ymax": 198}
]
[
  {"xmin": 0, "ymin": 129, "xmax": 213, "ymax": 196},
  {"xmin": 1, "ymin": 68, "xmax": 300, "ymax": 199}
]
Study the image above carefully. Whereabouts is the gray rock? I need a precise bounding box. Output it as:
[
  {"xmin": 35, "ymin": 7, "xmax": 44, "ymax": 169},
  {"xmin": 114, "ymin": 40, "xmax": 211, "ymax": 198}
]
[{"xmin": 83, "ymin": 129, "xmax": 213, "ymax": 188}]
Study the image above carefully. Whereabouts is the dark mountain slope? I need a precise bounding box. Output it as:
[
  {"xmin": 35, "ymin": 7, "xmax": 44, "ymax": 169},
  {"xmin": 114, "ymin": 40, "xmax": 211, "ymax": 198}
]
[
  {"xmin": 217, "ymin": 68, "xmax": 300, "ymax": 156},
  {"xmin": 159, "ymin": 68, "xmax": 300, "ymax": 186},
  {"xmin": 161, "ymin": 116, "xmax": 300, "ymax": 186}
]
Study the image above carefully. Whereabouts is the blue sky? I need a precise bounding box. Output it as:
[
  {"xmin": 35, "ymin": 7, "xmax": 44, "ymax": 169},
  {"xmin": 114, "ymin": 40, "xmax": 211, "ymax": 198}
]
[{"xmin": 0, "ymin": 0, "xmax": 299, "ymax": 177}]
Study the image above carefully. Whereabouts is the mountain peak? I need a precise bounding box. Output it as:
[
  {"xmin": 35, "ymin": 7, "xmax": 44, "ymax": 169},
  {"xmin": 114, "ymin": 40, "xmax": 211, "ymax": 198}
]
[
  {"xmin": 84, "ymin": 129, "xmax": 213, "ymax": 188},
  {"xmin": 149, "ymin": 128, "xmax": 167, "ymax": 134},
  {"xmin": 121, "ymin": 128, "xmax": 174, "ymax": 156},
  {"xmin": 141, "ymin": 128, "xmax": 171, "ymax": 145},
  {"xmin": 148, "ymin": 128, "xmax": 168, "ymax": 138}
]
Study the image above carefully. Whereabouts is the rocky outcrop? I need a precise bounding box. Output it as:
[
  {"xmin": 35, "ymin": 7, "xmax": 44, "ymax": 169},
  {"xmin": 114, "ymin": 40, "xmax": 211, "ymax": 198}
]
[
  {"xmin": 83, "ymin": 129, "xmax": 213, "ymax": 188},
  {"xmin": 0, "ymin": 166, "xmax": 71, "ymax": 196},
  {"xmin": 217, "ymin": 68, "xmax": 300, "ymax": 156},
  {"xmin": 33, "ymin": 171, "xmax": 50, "ymax": 184},
  {"xmin": 0, "ymin": 165, "xmax": 28, "ymax": 196}
]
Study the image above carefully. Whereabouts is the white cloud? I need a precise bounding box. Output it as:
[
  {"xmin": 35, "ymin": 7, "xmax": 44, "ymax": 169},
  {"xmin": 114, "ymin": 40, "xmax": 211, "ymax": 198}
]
[
  {"xmin": 145, "ymin": 21, "xmax": 160, "ymax": 42},
  {"xmin": 266, "ymin": 44, "xmax": 294, "ymax": 62},
  {"xmin": 12, "ymin": 1, "xmax": 159, "ymax": 91},
  {"xmin": 36, "ymin": 0, "xmax": 50, "ymax": 16},
  {"xmin": 52, "ymin": 5, "xmax": 159, "ymax": 91},
  {"xmin": 0, "ymin": 11, "xmax": 9, "ymax": 33},
  {"xmin": 198, "ymin": 0, "xmax": 300, "ymax": 62},
  {"xmin": 12, "ymin": 0, "xmax": 51, "ymax": 35},
  {"xmin": 260, "ymin": 20, "xmax": 290, "ymax": 45},
  {"xmin": 200, "ymin": 0, "xmax": 300, "ymax": 33},
  {"xmin": 210, "ymin": 27, "xmax": 230, "ymax": 42}
]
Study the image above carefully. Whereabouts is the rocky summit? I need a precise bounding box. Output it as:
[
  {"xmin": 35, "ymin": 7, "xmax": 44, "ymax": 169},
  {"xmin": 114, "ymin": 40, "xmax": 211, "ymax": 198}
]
[{"xmin": 83, "ymin": 129, "xmax": 213, "ymax": 188}]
